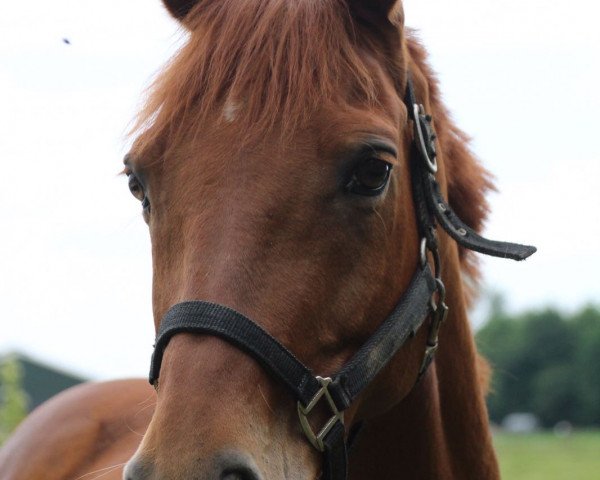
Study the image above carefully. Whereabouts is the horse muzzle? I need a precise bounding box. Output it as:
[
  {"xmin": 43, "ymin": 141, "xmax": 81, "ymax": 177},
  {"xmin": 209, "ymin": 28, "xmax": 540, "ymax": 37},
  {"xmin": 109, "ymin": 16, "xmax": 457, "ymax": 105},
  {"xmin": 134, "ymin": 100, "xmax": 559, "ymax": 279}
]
[{"xmin": 123, "ymin": 450, "xmax": 264, "ymax": 480}]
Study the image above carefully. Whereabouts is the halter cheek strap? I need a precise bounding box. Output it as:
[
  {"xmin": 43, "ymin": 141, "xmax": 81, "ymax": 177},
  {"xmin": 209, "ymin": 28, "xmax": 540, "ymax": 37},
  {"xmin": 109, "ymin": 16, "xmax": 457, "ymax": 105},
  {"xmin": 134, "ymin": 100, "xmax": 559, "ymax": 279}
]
[{"xmin": 148, "ymin": 77, "xmax": 536, "ymax": 480}]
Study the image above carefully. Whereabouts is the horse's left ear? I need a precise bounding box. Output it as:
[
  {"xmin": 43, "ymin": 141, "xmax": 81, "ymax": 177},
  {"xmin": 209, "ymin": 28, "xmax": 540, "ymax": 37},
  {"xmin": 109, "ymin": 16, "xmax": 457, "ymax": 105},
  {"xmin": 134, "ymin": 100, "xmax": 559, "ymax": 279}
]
[
  {"xmin": 346, "ymin": 0, "xmax": 404, "ymax": 29},
  {"xmin": 162, "ymin": 0, "xmax": 199, "ymax": 21}
]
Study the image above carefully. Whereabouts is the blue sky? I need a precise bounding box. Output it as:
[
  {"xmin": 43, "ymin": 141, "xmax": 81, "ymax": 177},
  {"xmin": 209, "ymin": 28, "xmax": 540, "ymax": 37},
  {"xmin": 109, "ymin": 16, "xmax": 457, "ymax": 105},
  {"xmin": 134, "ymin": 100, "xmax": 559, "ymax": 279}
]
[{"xmin": 1, "ymin": 0, "xmax": 598, "ymax": 379}]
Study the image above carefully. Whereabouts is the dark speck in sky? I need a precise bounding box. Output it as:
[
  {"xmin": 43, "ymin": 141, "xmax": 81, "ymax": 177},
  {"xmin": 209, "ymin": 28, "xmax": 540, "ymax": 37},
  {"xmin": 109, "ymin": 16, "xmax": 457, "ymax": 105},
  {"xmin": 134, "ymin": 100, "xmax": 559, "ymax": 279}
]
[{"xmin": 62, "ymin": 38, "xmax": 71, "ymax": 45}]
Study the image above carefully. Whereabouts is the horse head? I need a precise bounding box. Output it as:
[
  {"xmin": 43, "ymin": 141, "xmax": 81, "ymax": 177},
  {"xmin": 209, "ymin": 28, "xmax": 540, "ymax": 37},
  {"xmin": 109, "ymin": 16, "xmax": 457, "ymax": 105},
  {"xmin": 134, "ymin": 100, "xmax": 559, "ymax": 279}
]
[{"xmin": 123, "ymin": 1, "xmax": 534, "ymax": 479}]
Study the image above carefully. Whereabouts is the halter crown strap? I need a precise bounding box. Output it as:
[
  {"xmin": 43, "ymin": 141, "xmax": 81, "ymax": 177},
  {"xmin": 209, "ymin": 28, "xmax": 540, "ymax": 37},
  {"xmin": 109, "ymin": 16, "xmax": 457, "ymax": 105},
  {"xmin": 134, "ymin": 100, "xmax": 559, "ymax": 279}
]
[
  {"xmin": 428, "ymin": 179, "xmax": 536, "ymax": 260},
  {"xmin": 404, "ymin": 78, "xmax": 536, "ymax": 261}
]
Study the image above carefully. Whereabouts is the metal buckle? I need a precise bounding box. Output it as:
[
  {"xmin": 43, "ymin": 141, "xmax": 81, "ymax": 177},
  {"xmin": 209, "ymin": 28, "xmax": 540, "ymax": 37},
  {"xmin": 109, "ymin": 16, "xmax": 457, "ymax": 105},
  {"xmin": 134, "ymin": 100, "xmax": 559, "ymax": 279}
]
[
  {"xmin": 297, "ymin": 376, "xmax": 344, "ymax": 452},
  {"xmin": 420, "ymin": 236, "xmax": 441, "ymax": 275},
  {"xmin": 418, "ymin": 234, "xmax": 448, "ymax": 379},
  {"xmin": 420, "ymin": 237, "xmax": 428, "ymax": 268},
  {"xmin": 419, "ymin": 342, "xmax": 439, "ymax": 376},
  {"xmin": 413, "ymin": 103, "xmax": 438, "ymax": 173},
  {"xmin": 419, "ymin": 298, "xmax": 447, "ymax": 376}
]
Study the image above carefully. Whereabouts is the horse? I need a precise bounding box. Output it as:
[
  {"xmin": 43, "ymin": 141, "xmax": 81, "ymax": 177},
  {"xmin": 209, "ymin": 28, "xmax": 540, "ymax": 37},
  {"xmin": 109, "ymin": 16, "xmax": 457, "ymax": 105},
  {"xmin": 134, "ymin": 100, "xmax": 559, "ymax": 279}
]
[{"xmin": 0, "ymin": 1, "xmax": 536, "ymax": 479}]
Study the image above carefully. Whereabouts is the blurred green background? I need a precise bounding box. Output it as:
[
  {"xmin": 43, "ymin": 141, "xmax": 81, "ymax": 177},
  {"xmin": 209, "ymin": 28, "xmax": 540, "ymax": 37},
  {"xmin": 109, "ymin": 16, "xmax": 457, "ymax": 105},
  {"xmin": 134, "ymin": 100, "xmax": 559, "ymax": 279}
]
[
  {"xmin": 494, "ymin": 431, "xmax": 600, "ymax": 480},
  {"xmin": 477, "ymin": 301, "xmax": 600, "ymax": 429},
  {"xmin": 478, "ymin": 300, "xmax": 600, "ymax": 479}
]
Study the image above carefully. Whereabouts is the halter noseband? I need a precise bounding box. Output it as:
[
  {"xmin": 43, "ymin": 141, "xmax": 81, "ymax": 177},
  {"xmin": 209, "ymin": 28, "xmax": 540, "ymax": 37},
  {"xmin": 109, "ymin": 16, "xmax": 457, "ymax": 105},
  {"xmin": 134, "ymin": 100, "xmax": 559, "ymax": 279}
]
[{"xmin": 148, "ymin": 78, "xmax": 536, "ymax": 480}]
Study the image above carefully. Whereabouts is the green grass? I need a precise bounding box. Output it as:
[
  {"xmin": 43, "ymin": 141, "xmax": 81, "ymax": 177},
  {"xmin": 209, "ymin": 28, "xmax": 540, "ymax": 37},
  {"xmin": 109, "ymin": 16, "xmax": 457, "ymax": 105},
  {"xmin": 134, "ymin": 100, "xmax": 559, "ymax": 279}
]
[{"xmin": 493, "ymin": 431, "xmax": 600, "ymax": 480}]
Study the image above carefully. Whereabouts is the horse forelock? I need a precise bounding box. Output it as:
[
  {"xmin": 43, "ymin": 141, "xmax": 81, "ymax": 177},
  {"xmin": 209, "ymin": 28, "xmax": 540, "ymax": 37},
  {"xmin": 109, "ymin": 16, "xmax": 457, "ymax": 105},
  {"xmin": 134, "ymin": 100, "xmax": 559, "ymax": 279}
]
[{"xmin": 132, "ymin": 0, "xmax": 382, "ymax": 153}]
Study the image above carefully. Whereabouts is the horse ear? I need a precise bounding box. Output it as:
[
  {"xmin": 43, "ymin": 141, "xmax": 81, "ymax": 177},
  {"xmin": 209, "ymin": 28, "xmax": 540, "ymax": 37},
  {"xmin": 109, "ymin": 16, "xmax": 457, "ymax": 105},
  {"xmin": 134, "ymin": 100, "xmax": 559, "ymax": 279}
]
[
  {"xmin": 162, "ymin": 0, "xmax": 199, "ymax": 21},
  {"xmin": 346, "ymin": 0, "xmax": 404, "ymax": 30}
]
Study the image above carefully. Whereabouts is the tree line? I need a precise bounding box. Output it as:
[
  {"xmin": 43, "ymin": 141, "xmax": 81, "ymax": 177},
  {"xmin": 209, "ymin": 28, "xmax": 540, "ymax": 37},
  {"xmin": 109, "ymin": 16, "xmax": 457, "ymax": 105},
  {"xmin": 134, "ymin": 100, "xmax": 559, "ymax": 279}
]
[{"xmin": 476, "ymin": 300, "xmax": 600, "ymax": 428}]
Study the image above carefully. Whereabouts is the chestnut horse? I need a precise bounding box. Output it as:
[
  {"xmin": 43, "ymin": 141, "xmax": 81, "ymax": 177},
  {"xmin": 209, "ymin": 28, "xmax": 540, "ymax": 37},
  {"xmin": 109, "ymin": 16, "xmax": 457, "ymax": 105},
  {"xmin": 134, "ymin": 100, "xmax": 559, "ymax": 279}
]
[{"xmin": 0, "ymin": 1, "xmax": 536, "ymax": 479}]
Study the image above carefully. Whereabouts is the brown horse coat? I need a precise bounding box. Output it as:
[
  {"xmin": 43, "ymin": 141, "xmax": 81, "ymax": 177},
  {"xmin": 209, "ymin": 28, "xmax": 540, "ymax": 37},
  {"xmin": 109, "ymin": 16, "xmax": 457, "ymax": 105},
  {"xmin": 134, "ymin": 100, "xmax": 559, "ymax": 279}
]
[{"xmin": 0, "ymin": 1, "xmax": 506, "ymax": 479}]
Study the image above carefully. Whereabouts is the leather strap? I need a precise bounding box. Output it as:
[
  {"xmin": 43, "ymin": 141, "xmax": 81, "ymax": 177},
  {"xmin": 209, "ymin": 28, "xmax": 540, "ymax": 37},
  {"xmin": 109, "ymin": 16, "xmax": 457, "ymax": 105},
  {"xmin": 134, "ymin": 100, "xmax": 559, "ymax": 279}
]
[
  {"xmin": 150, "ymin": 266, "xmax": 435, "ymax": 403},
  {"xmin": 328, "ymin": 266, "xmax": 436, "ymax": 409},
  {"xmin": 150, "ymin": 265, "xmax": 436, "ymax": 480},
  {"xmin": 426, "ymin": 175, "xmax": 536, "ymax": 260},
  {"xmin": 150, "ymin": 301, "xmax": 320, "ymax": 406},
  {"xmin": 322, "ymin": 422, "xmax": 347, "ymax": 480},
  {"xmin": 405, "ymin": 78, "xmax": 536, "ymax": 261}
]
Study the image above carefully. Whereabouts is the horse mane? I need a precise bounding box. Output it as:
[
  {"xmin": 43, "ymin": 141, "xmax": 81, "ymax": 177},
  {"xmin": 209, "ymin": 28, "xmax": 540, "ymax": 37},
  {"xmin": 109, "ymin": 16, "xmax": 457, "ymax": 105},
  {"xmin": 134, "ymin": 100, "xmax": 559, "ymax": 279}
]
[
  {"xmin": 133, "ymin": 0, "xmax": 492, "ymax": 306},
  {"xmin": 133, "ymin": 0, "xmax": 378, "ymax": 150}
]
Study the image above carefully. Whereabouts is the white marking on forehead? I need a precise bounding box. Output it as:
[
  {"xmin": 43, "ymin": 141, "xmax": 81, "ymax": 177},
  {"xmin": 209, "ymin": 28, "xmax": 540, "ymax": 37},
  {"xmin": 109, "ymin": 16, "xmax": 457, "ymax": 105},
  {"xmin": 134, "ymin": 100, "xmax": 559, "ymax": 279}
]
[{"xmin": 223, "ymin": 101, "xmax": 239, "ymax": 123}]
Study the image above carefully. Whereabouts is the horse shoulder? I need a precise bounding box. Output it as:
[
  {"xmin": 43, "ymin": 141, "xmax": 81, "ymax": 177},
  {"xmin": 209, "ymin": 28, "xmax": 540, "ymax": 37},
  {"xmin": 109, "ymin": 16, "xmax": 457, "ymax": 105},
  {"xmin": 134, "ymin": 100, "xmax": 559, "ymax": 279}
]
[{"xmin": 0, "ymin": 378, "xmax": 155, "ymax": 480}]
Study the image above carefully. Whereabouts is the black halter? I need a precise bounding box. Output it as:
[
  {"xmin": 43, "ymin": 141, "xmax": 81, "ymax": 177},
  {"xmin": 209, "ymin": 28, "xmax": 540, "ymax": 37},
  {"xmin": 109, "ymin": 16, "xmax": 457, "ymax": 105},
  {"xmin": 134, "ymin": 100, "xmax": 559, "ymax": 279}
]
[{"xmin": 148, "ymin": 78, "xmax": 536, "ymax": 480}]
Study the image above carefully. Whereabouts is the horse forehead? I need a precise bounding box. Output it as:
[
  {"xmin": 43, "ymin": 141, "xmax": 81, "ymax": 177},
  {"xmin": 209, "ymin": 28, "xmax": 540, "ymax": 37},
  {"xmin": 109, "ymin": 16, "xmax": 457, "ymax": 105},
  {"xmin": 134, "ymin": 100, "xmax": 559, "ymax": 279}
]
[{"xmin": 163, "ymin": 92, "xmax": 404, "ymax": 187}]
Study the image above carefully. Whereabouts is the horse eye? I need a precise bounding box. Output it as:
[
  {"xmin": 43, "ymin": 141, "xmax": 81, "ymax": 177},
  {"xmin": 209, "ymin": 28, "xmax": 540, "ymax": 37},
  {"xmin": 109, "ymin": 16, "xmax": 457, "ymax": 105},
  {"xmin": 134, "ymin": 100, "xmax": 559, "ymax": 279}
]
[
  {"xmin": 127, "ymin": 173, "xmax": 145, "ymax": 202},
  {"xmin": 347, "ymin": 158, "xmax": 393, "ymax": 196}
]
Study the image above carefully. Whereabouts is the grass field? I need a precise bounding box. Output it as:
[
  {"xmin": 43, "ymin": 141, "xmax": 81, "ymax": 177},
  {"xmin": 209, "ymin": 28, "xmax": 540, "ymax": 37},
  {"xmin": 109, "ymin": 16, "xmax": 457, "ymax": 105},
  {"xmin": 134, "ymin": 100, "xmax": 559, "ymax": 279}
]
[{"xmin": 493, "ymin": 431, "xmax": 600, "ymax": 480}]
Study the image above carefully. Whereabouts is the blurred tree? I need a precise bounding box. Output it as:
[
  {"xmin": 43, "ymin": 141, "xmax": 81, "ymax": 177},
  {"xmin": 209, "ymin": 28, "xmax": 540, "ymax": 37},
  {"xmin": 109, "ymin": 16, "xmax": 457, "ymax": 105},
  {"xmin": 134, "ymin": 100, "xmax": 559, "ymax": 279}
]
[
  {"xmin": 572, "ymin": 307, "xmax": 600, "ymax": 426},
  {"xmin": 476, "ymin": 301, "xmax": 600, "ymax": 428},
  {"xmin": 532, "ymin": 364, "xmax": 578, "ymax": 427},
  {"xmin": 477, "ymin": 293, "xmax": 532, "ymax": 421},
  {"xmin": 477, "ymin": 311, "xmax": 528, "ymax": 421},
  {"xmin": 0, "ymin": 356, "xmax": 29, "ymax": 444}
]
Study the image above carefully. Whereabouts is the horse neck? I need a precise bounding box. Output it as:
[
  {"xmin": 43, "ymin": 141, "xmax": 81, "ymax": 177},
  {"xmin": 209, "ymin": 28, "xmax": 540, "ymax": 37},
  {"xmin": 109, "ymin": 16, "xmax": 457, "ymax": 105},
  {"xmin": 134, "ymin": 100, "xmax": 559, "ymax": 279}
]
[{"xmin": 348, "ymin": 242, "xmax": 500, "ymax": 479}]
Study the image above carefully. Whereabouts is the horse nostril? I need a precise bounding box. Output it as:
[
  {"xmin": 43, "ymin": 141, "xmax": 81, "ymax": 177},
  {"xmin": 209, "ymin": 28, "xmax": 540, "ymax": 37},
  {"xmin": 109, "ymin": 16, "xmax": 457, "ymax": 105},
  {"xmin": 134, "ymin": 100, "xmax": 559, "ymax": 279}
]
[
  {"xmin": 221, "ymin": 468, "xmax": 261, "ymax": 480},
  {"xmin": 122, "ymin": 456, "xmax": 153, "ymax": 480},
  {"xmin": 217, "ymin": 451, "xmax": 263, "ymax": 480}
]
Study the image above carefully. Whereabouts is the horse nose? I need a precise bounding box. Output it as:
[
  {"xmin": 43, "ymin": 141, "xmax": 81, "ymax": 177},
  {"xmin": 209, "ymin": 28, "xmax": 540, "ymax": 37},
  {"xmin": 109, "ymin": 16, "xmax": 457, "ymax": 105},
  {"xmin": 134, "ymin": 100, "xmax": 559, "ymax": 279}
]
[
  {"xmin": 123, "ymin": 450, "xmax": 263, "ymax": 480},
  {"xmin": 216, "ymin": 451, "xmax": 263, "ymax": 480},
  {"xmin": 221, "ymin": 469, "xmax": 261, "ymax": 480},
  {"xmin": 122, "ymin": 456, "xmax": 153, "ymax": 480}
]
